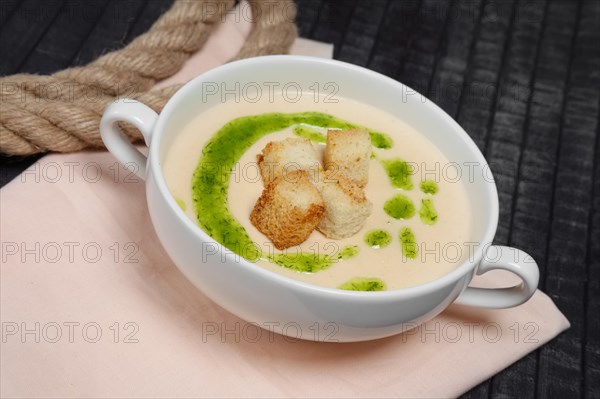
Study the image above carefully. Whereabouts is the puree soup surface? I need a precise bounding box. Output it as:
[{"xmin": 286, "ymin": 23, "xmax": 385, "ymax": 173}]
[{"xmin": 163, "ymin": 93, "xmax": 472, "ymax": 290}]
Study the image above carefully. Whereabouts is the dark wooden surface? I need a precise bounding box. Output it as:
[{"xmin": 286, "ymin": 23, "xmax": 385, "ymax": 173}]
[{"xmin": 1, "ymin": 0, "xmax": 598, "ymax": 398}]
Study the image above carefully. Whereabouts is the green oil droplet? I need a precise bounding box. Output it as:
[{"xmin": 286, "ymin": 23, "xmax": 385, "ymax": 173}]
[
  {"xmin": 419, "ymin": 198, "xmax": 438, "ymax": 225},
  {"xmin": 369, "ymin": 132, "xmax": 393, "ymax": 149},
  {"xmin": 381, "ymin": 158, "xmax": 414, "ymax": 190},
  {"xmin": 269, "ymin": 252, "xmax": 334, "ymax": 273},
  {"xmin": 338, "ymin": 245, "xmax": 360, "ymax": 260},
  {"xmin": 384, "ymin": 194, "xmax": 416, "ymax": 219},
  {"xmin": 399, "ymin": 227, "xmax": 418, "ymax": 259},
  {"xmin": 419, "ymin": 179, "xmax": 439, "ymax": 195},
  {"xmin": 364, "ymin": 230, "xmax": 392, "ymax": 249},
  {"xmin": 338, "ymin": 277, "xmax": 386, "ymax": 291}
]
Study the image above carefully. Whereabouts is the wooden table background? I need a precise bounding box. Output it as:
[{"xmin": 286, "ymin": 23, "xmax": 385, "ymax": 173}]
[{"xmin": 1, "ymin": 0, "xmax": 598, "ymax": 398}]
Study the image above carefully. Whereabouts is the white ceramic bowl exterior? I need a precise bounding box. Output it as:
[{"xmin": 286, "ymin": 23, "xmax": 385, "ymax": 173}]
[{"xmin": 100, "ymin": 56, "xmax": 539, "ymax": 342}]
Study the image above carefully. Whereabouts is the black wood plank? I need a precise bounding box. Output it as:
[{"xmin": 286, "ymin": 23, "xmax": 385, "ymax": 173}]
[
  {"xmin": 366, "ymin": 0, "xmax": 422, "ymax": 78},
  {"xmin": 294, "ymin": 0, "xmax": 323, "ymax": 37},
  {"xmin": 336, "ymin": 0, "xmax": 387, "ymax": 66},
  {"xmin": 460, "ymin": 380, "xmax": 489, "ymax": 399},
  {"xmin": 397, "ymin": 0, "xmax": 452, "ymax": 94},
  {"xmin": 512, "ymin": 0, "xmax": 587, "ymax": 397},
  {"xmin": 309, "ymin": 0, "xmax": 358, "ymax": 59},
  {"xmin": 0, "ymin": 154, "xmax": 44, "ymax": 187},
  {"xmin": 0, "ymin": 0, "xmax": 65, "ymax": 75},
  {"xmin": 539, "ymin": 276, "xmax": 586, "ymax": 397},
  {"xmin": 586, "ymin": 112, "xmax": 600, "ymax": 399},
  {"xmin": 575, "ymin": 0, "xmax": 600, "ymax": 397},
  {"xmin": 125, "ymin": 0, "xmax": 175, "ymax": 44},
  {"xmin": 72, "ymin": 0, "xmax": 147, "ymax": 66},
  {"xmin": 490, "ymin": 352, "xmax": 539, "ymax": 399},
  {"xmin": 420, "ymin": 0, "xmax": 483, "ymax": 117},
  {"xmin": 19, "ymin": 0, "xmax": 109, "ymax": 75},
  {"xmin": 455, "ymin": 0, "xmax": 516, "ymax": 152},
  {"xmin": 0, "ymin": 0, "xmax": 21, "ymax": 27}
]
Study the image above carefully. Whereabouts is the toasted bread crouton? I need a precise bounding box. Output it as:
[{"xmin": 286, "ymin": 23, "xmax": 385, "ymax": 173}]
[
  {"xmin": 323, "ymin": 129, "xmax": 371, "ymax": 187},
  {"xmin": 316, "ymin": 171, "xmax": 373, "ymax": 239},
  {"xmin": 257, "ymin": 138, "xmax": 322, "ymax": 185},
  {"xmin": 250, "ymin": 170, "xmax": 325, "ymax": 250}
]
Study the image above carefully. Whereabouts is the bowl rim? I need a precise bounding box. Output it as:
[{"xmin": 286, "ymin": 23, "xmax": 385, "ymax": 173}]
[{"xmin": 149, "ymin": 55, "xmax": 500, "ymax": 302}]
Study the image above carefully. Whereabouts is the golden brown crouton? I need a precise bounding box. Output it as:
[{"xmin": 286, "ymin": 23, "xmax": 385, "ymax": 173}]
[
  {"xmin": 257, "ymin": 137, "xmax": 322, "ymax": 185},
  {"xmin": 323, "ymin": 129, "xmax": 371, "ymax": 187},
  {"xmin": 250, "ymin": 170, "xmax": 325, "ymax": 250},
  {"xmin": 316, "ymin": 171, "xmax": 373, "ymax": 239}
]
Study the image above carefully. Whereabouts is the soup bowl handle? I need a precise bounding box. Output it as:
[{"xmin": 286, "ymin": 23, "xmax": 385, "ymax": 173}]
[
  {"xmin": 454, "ymin": 245, "xmax": 539, "ymax": 309},
  {"xmin": 99, "ymin": 99, "xmax": 158, "ymax": 180}
]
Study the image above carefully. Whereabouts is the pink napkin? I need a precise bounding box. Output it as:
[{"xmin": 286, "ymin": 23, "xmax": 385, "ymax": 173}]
[{"xmin": 0, "ymin": 3, "xmax": 568, "ymax": 398}]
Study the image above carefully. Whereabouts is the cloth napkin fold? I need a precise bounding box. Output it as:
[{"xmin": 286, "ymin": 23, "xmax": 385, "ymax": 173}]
[{"xmin": 0, "ymin": 3, "xmax": 568, "ymax": 398}]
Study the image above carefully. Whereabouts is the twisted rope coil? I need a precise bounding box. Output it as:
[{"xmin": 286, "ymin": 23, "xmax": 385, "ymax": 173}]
[{"xmin": 0, "ymin": 0, "xmax": 297, "ymax": 155}]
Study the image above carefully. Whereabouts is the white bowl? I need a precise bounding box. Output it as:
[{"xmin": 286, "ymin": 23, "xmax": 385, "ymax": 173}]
[{"xmin": 100, "ymin": 55, "xmax": 539, "ymax": 342}]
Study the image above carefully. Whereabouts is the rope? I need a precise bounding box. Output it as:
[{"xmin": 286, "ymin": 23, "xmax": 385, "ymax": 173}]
[{"xmin": 0, "ymin": 0, "xmax": 297, "ymax": 156}]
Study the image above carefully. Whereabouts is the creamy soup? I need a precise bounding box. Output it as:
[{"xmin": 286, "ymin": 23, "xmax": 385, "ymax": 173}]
[{"xmin": 163, "ymin": 93, "xmax": 473, "ymax": 290}]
